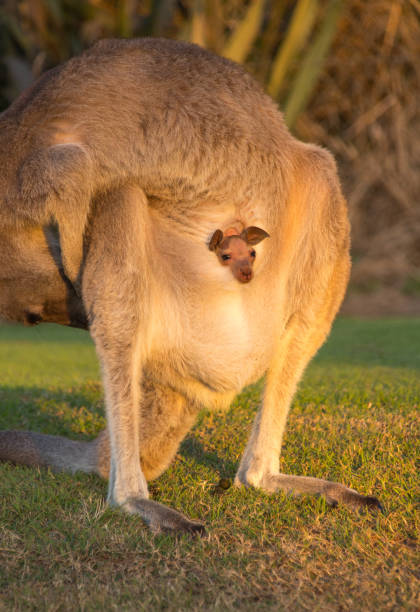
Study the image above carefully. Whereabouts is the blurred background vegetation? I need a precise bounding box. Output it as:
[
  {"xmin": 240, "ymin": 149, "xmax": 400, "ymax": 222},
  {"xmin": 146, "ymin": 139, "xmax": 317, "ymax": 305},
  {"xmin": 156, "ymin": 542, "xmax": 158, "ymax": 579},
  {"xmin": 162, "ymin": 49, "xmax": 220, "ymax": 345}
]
[{"xmin": 0, "ymin": 0, "xmax": 419, "ymax": 314}]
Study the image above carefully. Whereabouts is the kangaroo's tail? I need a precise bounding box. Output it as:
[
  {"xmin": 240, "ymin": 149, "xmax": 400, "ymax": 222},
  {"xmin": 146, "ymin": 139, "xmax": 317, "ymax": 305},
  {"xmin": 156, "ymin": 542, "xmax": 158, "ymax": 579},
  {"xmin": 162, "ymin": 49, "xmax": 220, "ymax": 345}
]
[{"xmin": 0, "ymin": 430, "xmax": 109, "ymax": 477}]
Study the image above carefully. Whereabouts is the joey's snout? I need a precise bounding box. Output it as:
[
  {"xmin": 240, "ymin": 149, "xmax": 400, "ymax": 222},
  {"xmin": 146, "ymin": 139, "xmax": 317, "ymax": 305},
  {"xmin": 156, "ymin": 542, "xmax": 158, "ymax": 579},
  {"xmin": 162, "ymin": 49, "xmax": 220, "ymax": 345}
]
[{"xmin": 236, "ymin": 262, "xmax": 253, "ymax": 283}]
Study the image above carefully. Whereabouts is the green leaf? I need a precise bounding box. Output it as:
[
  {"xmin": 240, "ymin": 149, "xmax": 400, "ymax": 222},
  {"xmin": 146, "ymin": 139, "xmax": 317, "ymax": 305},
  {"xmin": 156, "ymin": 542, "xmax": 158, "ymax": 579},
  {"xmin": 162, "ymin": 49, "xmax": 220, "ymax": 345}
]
[
  {"xmin": 267, "ymin": 0, "xmax": 319, "ymax": 99},
  {"xmin": 222, "ymin": 0, "xmax": 266, "ymax": 64},
  {"xmin": 284, "ymin": 0, "xmax": 345, "ymax": 129}
]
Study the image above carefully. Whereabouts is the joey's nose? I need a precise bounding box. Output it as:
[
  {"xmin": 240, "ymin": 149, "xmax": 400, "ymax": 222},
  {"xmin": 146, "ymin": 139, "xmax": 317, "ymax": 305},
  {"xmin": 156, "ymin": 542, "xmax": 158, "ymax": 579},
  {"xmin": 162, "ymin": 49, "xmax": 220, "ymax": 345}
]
[{"xmin": 238, "ymin": 267, "xmax": 253, "ymax": 283}]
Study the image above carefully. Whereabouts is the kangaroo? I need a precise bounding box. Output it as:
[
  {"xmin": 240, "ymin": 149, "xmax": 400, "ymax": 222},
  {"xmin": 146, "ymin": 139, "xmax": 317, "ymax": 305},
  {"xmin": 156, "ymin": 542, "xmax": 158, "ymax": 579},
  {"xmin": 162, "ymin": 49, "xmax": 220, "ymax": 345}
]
[
  {"xmin": 0, "ymin": 38, "xmax": 381, "ymax": 534},
  {"xmin": 209, "ymin": 226, "xmax": 269, "ymax": 283}
]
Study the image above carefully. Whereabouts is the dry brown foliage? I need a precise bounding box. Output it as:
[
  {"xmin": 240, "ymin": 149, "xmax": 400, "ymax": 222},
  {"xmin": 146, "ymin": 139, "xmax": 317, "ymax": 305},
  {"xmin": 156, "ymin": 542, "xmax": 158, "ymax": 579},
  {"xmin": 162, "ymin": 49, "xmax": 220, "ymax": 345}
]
[{"xmin": 298, "ymin": 0, "xmax": 420, "ymax": 302}]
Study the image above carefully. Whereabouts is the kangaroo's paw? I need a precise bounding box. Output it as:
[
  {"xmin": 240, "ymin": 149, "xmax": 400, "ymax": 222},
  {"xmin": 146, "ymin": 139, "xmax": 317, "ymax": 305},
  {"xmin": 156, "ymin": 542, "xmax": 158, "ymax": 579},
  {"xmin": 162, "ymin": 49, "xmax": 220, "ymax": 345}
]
[
  {"xmin": 122, "ymin": 497, "xmax": 206, "ymax": 535},
  {"xmin": 235, "ymin": 471, "xmax": 383, "ymax": 513},
  {"xmin": 322, "ymin": 483, "xmax": 384, "ymax": 513}
]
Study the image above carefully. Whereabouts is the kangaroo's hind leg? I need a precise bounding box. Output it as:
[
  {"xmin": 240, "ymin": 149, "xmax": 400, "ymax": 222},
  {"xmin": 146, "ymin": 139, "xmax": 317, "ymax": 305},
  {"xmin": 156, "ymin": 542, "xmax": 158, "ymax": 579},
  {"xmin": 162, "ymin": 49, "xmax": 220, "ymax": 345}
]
[
  {"xmin": 94, "ymin": 381, "xmax": 199, "ymax": 482},
  {"xmin": 235, "ymin": 254, "xmax": 382, "ymax": 511},
  {"xmin": 84, "ymin": 184, "xmax": 204, "ymax": 534}
]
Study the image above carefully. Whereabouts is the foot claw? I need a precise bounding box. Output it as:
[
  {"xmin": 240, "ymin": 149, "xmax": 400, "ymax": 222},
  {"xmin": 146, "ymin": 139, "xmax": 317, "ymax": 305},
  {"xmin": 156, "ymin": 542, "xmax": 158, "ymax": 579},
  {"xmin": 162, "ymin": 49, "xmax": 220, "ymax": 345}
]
[
  {"xmin": 345, "ymin": 492, "xmax": 383, "ymax": 513},
  {"xmin": 363, "ymin": 495, "xmax": 384, "ymax": 513},
  {"xmin": 185, "ymin": 521, "xmax": 206, "ymax": 537},
  {"xmin": 324, "ymin": 485, "xmax": 382, "ymax": 512}
]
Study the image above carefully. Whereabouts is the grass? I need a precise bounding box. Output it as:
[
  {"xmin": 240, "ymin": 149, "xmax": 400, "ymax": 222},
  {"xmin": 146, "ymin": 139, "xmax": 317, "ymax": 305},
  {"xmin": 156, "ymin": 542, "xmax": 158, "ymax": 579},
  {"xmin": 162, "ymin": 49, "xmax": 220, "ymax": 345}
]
[{"xmin": 0, "ymin": 318, "xmax": 418, "ymax": 610}]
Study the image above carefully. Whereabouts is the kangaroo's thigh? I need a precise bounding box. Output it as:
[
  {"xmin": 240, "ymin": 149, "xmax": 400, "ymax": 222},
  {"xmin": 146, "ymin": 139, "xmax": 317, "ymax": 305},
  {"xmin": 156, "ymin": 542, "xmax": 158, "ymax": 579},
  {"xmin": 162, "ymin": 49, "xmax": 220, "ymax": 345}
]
[
  {"xmin": 93, "ymin": 381, "xmax": 198, "ymax": 481},
  {"xmin": 139, "ymin": 381, "xmax": 199, "ymax": 480}
]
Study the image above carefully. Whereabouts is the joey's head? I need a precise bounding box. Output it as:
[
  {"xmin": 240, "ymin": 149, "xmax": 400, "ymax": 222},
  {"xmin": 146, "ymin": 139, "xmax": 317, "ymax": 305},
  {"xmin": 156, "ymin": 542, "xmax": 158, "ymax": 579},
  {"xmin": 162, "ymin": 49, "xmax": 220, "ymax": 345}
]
[{"xmin": 209, "ymin": 226, "xmax": 270, "ymax": 283}]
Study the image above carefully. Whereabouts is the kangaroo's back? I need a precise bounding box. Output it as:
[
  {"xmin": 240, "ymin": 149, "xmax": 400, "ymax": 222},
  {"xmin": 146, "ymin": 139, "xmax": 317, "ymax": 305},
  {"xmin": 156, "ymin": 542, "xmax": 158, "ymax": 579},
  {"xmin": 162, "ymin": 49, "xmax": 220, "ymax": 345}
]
[{"xmin": 4, "ymin": 38, "xmax": 294, "ymax": 216}]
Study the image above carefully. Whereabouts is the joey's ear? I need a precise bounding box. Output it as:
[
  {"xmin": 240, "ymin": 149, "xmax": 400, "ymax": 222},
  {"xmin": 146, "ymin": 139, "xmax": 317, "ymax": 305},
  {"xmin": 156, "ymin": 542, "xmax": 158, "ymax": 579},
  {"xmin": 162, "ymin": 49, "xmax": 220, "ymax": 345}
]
[
  {"xmin": 18, "ymin": 144, "xmax": 93, "ymax": 285},
  {"xmin": 209, "ymin": 229, "xmax": 224, "ymax": 251},
  {"xmin": 241, "ymin": 226, "xmax": 270, "ymax": 245}
]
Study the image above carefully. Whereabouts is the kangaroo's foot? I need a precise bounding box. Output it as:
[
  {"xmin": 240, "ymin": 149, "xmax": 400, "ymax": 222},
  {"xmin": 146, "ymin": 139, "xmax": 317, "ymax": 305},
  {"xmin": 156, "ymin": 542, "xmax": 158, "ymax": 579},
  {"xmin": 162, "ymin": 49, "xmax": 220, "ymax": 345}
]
[
  {"xmin": 122, "ymin": 497, "xmax": 206, "ymax": 535},
  {"xmin": 235, "ymin": 472, "xmax": 383, "ymax": 512}
]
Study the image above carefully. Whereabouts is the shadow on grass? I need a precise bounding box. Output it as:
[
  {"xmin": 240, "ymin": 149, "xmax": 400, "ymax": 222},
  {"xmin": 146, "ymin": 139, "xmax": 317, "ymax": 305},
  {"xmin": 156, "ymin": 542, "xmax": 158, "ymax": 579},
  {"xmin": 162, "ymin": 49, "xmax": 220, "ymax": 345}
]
[
  {"xmin": 0, "ymin": 384, "xmax": 239, "ymax": 477},
  {"xmin": 179, "ymin": 435, "xmax": 238, "ymax": 479},
  {"xmin": 0, "ymin": 384, "xmax": 105, "ymax": 439}
]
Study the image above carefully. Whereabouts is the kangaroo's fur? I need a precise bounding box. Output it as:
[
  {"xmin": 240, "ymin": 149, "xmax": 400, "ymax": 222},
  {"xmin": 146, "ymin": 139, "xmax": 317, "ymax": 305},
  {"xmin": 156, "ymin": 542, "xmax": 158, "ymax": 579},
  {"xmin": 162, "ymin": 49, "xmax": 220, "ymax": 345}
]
[{"xmin": 0, "ymin": 38, "xmax": 381, "ymax": 534}]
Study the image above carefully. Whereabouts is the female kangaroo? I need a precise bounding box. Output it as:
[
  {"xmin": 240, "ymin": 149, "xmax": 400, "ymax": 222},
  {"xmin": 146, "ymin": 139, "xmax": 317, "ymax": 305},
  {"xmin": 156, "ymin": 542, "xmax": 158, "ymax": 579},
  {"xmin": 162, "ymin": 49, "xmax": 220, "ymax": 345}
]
[{"xmin": 0, "ymin": 38, "xmax": 381, "ymax": 533}]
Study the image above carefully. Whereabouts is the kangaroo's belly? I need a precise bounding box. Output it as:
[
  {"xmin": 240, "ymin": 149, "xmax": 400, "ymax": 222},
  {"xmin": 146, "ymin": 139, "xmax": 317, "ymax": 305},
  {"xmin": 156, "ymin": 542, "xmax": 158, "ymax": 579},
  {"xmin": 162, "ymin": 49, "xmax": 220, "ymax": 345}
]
[
  {"xmin": 146, "ymin": 282, "xmax": 284, "ymax": 408},
  {"xmin": 186, "ymin": 292, "xmax": 277, "ymax": 389}
]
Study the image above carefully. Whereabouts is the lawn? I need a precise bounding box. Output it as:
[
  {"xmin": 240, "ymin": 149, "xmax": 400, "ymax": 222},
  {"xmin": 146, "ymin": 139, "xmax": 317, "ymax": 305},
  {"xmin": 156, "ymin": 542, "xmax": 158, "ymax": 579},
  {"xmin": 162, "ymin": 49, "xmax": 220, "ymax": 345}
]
[{"xmin": 0, "ymin": 319, "xmax": 418, "ymax": 610}]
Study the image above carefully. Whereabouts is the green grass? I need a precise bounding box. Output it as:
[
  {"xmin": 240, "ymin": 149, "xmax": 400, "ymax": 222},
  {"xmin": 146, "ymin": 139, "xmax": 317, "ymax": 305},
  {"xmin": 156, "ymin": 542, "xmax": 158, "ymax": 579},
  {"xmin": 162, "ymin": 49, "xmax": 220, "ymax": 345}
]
[{"xmin": 0, "ymin": 319, "xmax": 419, "ymax": 610}]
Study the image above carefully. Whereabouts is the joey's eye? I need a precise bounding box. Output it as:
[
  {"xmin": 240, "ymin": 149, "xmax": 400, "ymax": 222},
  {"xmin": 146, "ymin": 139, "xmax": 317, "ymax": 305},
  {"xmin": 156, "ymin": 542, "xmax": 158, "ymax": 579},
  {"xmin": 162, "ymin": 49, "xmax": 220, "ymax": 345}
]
[
  {"xmin": 221, "ymin": 254, "xmax": 231, "ymax": 261},
  {"xmin": 250, "ymin": 250, "xmax": 256, "ymax": 258}
]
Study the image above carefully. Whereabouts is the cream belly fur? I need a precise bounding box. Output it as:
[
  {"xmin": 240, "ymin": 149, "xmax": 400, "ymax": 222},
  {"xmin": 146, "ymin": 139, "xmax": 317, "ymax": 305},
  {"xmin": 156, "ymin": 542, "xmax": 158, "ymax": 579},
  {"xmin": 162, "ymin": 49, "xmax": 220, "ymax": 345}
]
[{"xmin": 148, "ymin": 287, "xmax": 281, "ymax": 400}]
